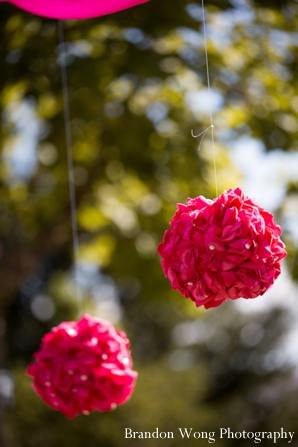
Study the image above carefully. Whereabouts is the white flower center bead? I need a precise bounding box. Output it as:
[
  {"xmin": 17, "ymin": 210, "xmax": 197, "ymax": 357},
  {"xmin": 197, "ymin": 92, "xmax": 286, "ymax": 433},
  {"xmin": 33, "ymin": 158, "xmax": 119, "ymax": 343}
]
[
  {"xmin": 122, "ymin": 357, "xmax": 129, "ymax": 365},
  {"xmin": 80, "ymin": 375, "xmax": 88, "ymax": 381},
  {"xmin": 187, "ymin": 282, "xmax": 193, "ymax": 286},
  {"xmin": 209, "ymin": 244, "xmax": 215, "ymax": 250},
  {"xmin": 45, "ymin": 381, "xmax": 51, "ymax": 387},
  {"xmin": 245, "ymin": 244, "xmax": 250, "ymax": 249},
  {"xmin": 66, "ymin": 328, "xmax": 77, "ymax": 336},
  {"xmin": 102, "ymin": 354, "xmax": 108, "ymax": 360}
]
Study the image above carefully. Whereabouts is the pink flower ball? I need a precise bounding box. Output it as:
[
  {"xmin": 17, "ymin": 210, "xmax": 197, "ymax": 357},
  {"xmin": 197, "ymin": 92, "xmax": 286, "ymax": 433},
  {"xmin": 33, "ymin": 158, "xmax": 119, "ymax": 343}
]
[
  {"xmin": 26, "ymin": 314, "xmax": 138, "ymax": 419},
  {"xmin": 0, "ymin": 0, "xmax": 148, "ymax": 20},
  {"xmin": 158, "ymin": 188, "xmax": 287, "ymax": 309}
]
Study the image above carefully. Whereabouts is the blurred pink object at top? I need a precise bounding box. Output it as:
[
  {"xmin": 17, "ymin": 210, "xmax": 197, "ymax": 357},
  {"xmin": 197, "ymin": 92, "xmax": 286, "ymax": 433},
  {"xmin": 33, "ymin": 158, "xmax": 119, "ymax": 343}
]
[{"xmin": 0, "ymin": 0, "xmax": 148, "ymax": 19}]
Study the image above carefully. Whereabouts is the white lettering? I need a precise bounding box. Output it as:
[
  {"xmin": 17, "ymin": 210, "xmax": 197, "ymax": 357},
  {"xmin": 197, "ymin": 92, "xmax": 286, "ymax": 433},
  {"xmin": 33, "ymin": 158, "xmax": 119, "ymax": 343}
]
[
  {"xmin": 125, "ymin": 428, "xmax": 132, "ymax": 438},
  {"xmin": 125, "ymin": 428, "xmax": 174, "ymax": 439},
  {"xmin": 179, "ymin": 428, "xmax": 193, "ymax": 439},
  {"xmin": 220, "ymin": 428, "xmax": 228, "ymax": 438},
  {"xmin": 208, "ymin": 432, "xmax": 216, "ymax": 443}
]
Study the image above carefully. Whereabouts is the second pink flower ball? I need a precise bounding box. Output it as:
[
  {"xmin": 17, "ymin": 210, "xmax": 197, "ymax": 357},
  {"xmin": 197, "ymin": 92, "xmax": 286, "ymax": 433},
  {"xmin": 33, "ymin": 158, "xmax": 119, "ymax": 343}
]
[
  {"xmin": 27, "ymin": 314, "xmax": 138, "ymax": 418},
  {"xmin": 158, "ymin": 188, "xmax": 286, "ymax": 309}
]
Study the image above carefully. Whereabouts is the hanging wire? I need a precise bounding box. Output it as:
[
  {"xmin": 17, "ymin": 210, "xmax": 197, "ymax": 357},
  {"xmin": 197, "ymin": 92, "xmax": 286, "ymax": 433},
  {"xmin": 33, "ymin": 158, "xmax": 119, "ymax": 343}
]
[
  {"xmin": 191, "ymin": 124, "xmax": 214, "ymax": 151},
  {"xmin": 191, "ymin": 0, "xmax": 218, "ymax": 197},
  {"xmin": 58, "ymin": 20, "xmax": 83, "ymax": 317}
]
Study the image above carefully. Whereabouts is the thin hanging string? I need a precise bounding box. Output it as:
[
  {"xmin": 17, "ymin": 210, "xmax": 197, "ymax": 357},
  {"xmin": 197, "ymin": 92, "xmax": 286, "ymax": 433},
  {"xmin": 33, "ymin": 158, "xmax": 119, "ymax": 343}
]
[
  {"xmin": 192, "ymin": 0, "xmax": 218, "ymax": 197},
  {"xmin": 191, "ymin": 124, "xmax": 214, "ymax": 151},
  {"xmin": 58, "ymin": 20, "xmax": 83, "ymax": 317}
]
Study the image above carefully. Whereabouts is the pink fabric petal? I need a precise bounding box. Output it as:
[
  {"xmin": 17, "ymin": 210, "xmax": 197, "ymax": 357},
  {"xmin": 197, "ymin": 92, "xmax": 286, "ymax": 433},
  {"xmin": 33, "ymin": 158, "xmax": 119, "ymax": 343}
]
[{"xmin": 1, "ymin": 0, "xmax": 148, "ymax": 19}]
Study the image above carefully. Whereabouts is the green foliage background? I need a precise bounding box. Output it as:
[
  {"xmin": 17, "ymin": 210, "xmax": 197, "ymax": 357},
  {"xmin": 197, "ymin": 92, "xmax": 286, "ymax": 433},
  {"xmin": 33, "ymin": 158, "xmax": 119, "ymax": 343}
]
[{"xmin": 0, "ymin": 0, "xmax": 298, "ymax": 446}]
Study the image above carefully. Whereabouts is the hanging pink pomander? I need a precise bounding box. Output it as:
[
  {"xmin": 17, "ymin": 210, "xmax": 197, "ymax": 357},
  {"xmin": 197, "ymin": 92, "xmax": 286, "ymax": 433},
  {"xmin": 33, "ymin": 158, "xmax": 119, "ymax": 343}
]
[
  {"xmin": 0, "ymin": 0, "xmax": 148, "ymax": 20},
  {"xmin": 158, "ymin": 188, "xmax": 287, "ymax": 309},
  {"xmin": 26, "ymin": 314, "xmax": 138, "ymax": 418}
]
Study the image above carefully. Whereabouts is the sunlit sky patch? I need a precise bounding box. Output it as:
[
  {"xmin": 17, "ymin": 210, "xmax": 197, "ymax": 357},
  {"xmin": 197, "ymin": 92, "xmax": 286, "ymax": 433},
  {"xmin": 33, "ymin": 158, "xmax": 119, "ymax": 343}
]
[
  {"xmin": 3, "ymin": 98, "xmax": 45, "ymax": 181},
  {"xmin": 185, "ymin": 88, "xmax": 224, "ymax": 115},
  {"xmin": 230, "ymin": 137, "xmax": 298, "ymax": 211}
]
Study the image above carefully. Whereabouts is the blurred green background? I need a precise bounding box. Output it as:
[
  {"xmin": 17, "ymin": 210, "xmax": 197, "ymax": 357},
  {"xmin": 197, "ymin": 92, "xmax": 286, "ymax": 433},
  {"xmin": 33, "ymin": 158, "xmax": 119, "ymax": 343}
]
[{"xmin": 1, "ymin": 0, "xmax": 298, "ymax": 445}]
